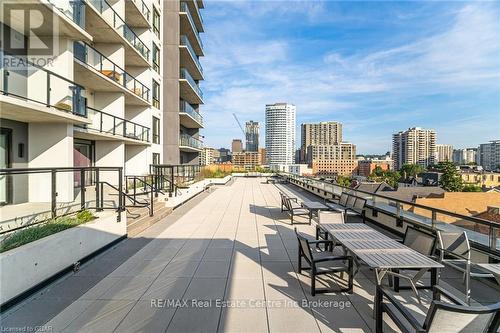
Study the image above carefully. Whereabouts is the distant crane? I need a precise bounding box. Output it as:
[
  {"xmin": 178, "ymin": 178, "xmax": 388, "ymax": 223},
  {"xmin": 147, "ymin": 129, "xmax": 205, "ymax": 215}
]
[{"xmin": 232, "ymin": 113, "xmax": 245, "ymax": 137}]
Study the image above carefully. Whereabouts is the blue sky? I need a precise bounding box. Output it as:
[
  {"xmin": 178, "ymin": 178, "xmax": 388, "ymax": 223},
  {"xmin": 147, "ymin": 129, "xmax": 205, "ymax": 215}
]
[{"xmin": 199, "ymin": 0, "xmax": 500, "ymax": 154}]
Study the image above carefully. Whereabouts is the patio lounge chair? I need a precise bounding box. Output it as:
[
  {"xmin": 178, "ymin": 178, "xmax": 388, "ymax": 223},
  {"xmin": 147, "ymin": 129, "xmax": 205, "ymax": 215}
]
[
  {"xmin": 295, "ymin": 228, "xmax": 353, "ymax": 296},
  {"xmin": 315, "ymin": 210, "xmax": 345, "ymax": 242},
  {"xmin": 375, "ymin": 285, "xmax": 500, "ymax": 333},
  {"xmin": 282, "ymin": 196, "xmax": 310, "ymax": 224}
]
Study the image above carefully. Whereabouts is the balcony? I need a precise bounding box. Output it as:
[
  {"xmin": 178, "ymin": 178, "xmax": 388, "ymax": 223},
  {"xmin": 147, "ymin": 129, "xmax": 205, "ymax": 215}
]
[
  {"xmin": 180, "ymin": 35, "xmax": 204, "ymax": 80},
  {"xmin": 4, "ymin": 0, "xmax": 91, "ymax": 42},
  {"xmin": 73, "ymin": 41, "xmax": 150, "ymax": 106},
  {"xmin": 181, "ymin": 0, "xmax": 204, "ymax": 33},
  {"xmin": 75, "ymin": 107, "xmax": 150, "ymax": 144},
  {"xmin": 2, "ymin": 177, "xmax": 499, "ymax": 331},
  {"xmin": 125, "ymin": 0, "xmax": 150, "ymax": 28},
  {"xmin": 85, "ymin": 0, "xmax": 150, "ymax": 66},
  {"xmin": 180, "ymin": 2, "xmax": 204, "ymax": 56},
  {"xmin": 0, "ymin": 51, "xmax": 90, "ymax": 125},
  {"xmin": 180, "ymin": 68, "xmax": 203, "ymax": 105},
  {"xmin": 179, "ymin": 100, "xmax": 203, "ymax": 128},
  {"xmin": 179, "ymin": 133, "xmax": 203, "ymax": 152}
]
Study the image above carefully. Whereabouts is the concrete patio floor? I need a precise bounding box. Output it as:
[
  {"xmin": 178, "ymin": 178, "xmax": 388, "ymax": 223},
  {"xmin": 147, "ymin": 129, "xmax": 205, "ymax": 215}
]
[{"xmin": 1, "ymin": 177, "xmax": 497, "ymax": 333}]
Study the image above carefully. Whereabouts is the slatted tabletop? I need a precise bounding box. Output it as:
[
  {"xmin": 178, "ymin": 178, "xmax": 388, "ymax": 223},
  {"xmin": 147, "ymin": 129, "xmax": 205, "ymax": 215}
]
[{"xmin": 321, "ymin": 223, "xmax": 443, "ymax": 270}]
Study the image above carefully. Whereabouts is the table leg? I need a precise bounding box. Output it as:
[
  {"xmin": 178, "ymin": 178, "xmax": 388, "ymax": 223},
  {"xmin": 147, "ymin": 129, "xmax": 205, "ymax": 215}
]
[
  {"xmin": 431, "ymin": 267, "xmax": 439, "ymax": 287},
  {"xmin": 393, "ymin": 268, "xmax": 400, "ymax": 292}
]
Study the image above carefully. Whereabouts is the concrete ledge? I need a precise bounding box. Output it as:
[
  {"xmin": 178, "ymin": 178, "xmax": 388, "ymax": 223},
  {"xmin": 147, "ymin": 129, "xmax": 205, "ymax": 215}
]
[
  {"xmin": 0, "ymin": 211, "xmax": 126, "ymax": 306},
  {"xmin": 165, "ymin": 175, "xmax": 232, "ymax": 208}
]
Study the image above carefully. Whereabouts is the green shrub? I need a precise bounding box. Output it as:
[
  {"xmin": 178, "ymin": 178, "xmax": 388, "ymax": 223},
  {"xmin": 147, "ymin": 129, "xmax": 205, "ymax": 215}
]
[{"xmin": 0, "ymin": 210, "xmax": 95, "ymax": 253}]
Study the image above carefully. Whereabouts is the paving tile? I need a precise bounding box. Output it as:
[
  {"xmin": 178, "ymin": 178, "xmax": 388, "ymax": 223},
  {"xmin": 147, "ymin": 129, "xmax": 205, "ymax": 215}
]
[
  {"xmin": 44, "ymin": 300, "xmax": 94, "ymax": 332},
  {"xmin": 99, "ymin": 276, "xmax": 156, "ymax": 300},
  {"xmin": 166, "ymin": 307, "xmax": 221, "ymax": 333},
  {"xmin": 113, "ymin": 300, "xmax": 176, "ymax": 333},
  {"xmin": 267, "ymin": 307, "xmax": 320, "ymax": 333},
  {"xmin": 184, "ymin": 278, "xmax": 227, "ymax": 300},
  {"xmin": 218, "ymin": 307, "xmax": 268, "ymax": 333},
  {"xmin": 202, "ymin": 247, "xmax": 234, "ymax": 261},
  {"xmin": 225, "ymin": 277, "xmax": 265, "ymax": 300},
  {"xmin": 160, "ymin": 260, "xmax": 201, "ymax": 278},
  {"xmin": 141, "ymin": 277, "xmax": 191, "ymax": 301},
  {"xmin": 195, "ymin": 260, "xmax": 231, "ymax": 278}
]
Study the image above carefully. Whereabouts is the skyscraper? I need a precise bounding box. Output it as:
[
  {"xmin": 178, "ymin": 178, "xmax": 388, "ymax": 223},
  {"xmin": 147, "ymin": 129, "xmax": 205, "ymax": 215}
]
[
  {"xmin": 453, "ymin": 148, "xmax": 477, "ymax": 165},
  {"xmin": 478, "ymin": 140, "xmax": 500, "ymax": 171},
  {"xmin": 245, "ymin": 121, "xmax": 259, "ymax": 152},
  {"xmin": 436, "ymin": 144, "xmax": 453, "ymax": 162},
  {"xmin": 232, "ymin": 139, "xmax": 243, "ymax": 153},
  {"xmin": 265, "ymin": 103, "xmax": 296, "ymax": 165},
  {"xmin": 392, "ymin": 127, "xmax": 436, "ymax": 170},
  {"xmin": 301, "ymin": 121, "xmax": 342, "ymax": 163}
]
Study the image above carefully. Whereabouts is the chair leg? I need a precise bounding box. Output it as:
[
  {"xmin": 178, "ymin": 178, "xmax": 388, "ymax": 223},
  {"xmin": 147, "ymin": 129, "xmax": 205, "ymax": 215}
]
[
  {"xmin": 311, "ymin": 266, "xmax": 316, "ymax": 296},
  {"xmin": 375, "ymin": 287, "xmax": 383, "ymax": 333},
  {"xmin": 348, "ymin": 258, "xmax": 354, "ymax": 293},
  {"xmin": 297, "ymin": 247, "xmax": 302, "ymax": 272}
]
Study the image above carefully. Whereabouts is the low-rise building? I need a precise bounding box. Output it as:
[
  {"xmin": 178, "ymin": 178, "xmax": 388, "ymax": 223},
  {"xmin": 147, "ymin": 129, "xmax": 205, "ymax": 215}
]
[
  {"xmin": 460, "ymin": 171, "xmax": 500, "ymax": 189},
  {"xmin": 232, "ymin": 151, "xmax": 261, "ymax": 170},
  {"xmin": 357, "ymin": 159, "xmax": 392, "ymax": 177}
]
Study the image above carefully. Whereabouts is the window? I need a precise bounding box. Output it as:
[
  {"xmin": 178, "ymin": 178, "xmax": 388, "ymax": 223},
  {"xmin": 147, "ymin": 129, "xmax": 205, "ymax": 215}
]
[
  {"xmin": 152, "ymin": 116, "xmax": 160, "ymax": 144},
  {"xmin": 153, "ymin": 153, "xmax": 160, "ymax": 165},
  {"xmin": 153, "ymin": 9, "xmax": 160, "ymax": 38},
  {"xmin": 152, "ymin": 43, "xmax": 160, "ymax": 73},
  {"xmin": 152, "ymin": 80, "xmax": 160, "ymax": 108}
]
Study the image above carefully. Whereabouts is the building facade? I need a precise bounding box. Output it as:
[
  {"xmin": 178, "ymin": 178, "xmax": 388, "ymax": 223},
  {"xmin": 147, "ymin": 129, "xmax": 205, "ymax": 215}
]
[
  {"xmin": 392, "ymin": 127, "xmax": 436, "ymax": 170},
  {"xmin": 357, "ymin": 159, "xmax": 392, "ymax": 177},
  {"xmin": 232, "ymin": 151, "xmax": 261, "ymax": 170},
  {"xmin": 461, "ymin": 171, "xmax": 500, "ymax": 189},
  {"xmin": 163, "ymin": 0, "xmax": 205, "ymax": 165},
  {"xmin": 478, "ymin": 140, "xmax": 500, "ymax": 171},
  {"xmin": 265, "ymin": 103, "xmax": 296, "ymax": 166},
  {"xmin": 217, "ymin": 148, "xmax": 231, "ymax": 162},
  {"xmin": 300, "ymin": 121, "xmax": 342, "ymax": 163},
  {"xmin": 306, "ymin": 143, "xmax": 356, "ymax": 162},
  {"xmin": 245, "ymin": 120, "xmax": 259, "ymax": 152},
  {"xmin": 311, "ymin": 160, "xmax": 358, "ymax": 177},
  {"xmin": 436, "ymin": 144, "xmax": 453, "ymax": 162},
  {"xmin": 231, "ymin": 139, "xmax": 243, "ymax": 153},
  {"xmin": 199, "ymin": 147, "xmax": 219, "ymax": 166},
  {"xmin": 453, "ymin": 148, "xmax": 477, "ymax": 165}
]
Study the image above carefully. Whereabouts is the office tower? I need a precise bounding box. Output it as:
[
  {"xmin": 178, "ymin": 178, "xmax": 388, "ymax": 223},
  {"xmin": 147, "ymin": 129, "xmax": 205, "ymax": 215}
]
[
  {"xmin": 301, "ymin": 122, "xmax": 342, "ymax": 163},
  {"xmin": 265, "ymin": 103, "xmax": 296, "ymax": 165},
  {"xmin": 392, "ymin": 127, "xmax": 436, "ymax": 170},
  {"xmin": 0, "ymin": 0, "xmax": 176, "ymax": 203},
  {"xmin": 436, "ymin": 144, "xmax": 453, "ymax": 162},
  {"xmin": 478, "ymin": 140, "xmax": 500, "ymax": 171},
  {"xmin": 164, "ymin": 0, "xmax": 205, "ymax": 165},
  {"xmin": 245, "ymin": 121, "xmax": 259, "ymax": 152},
  {"xmin": 232, "ymin": 139, "xmax": 243, "ymax": 153},
  {"xmin": 452, "ymin": 148, "xmax": 477, "ymax": 165},
  {"xmin": 217, "ymin": 148, "xmax": 231, "ymax": 162}
]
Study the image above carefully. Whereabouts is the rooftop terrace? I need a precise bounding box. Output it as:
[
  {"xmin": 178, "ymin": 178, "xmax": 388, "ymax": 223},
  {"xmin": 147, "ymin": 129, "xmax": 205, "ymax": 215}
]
[{"xmin": 1, "ymin": 177, "xmax": 499, "ymax": 332}]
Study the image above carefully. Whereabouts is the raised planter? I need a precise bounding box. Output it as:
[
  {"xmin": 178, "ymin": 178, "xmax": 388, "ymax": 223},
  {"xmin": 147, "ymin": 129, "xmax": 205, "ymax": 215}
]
[{"xmin": 0, "ymin": 212, "xmax": 126, "ymax": 306}]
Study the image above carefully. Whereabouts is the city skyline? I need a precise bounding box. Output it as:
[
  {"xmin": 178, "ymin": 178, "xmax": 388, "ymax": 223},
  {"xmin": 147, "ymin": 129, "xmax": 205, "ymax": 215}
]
[{"xmin": 200, "ymin": 1, "xmax": 500, "ymax": 154}]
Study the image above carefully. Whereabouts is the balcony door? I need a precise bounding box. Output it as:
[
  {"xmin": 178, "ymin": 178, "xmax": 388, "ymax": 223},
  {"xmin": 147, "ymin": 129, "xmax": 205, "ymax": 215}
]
[
  {"xmin": 0, "ymin": 128, "xmax": 12, "ymax": 205},
  {"xmin": 73, "ymin": 139, "xmax": 95, "ymax": 187}
]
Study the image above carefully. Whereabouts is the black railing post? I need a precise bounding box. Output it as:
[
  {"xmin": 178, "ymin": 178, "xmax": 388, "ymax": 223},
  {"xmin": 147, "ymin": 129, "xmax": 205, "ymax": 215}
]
[
  {"xmin": 117, "ymin": 168, "xmax": 123, "ymax": 222},
  {"xmin": 113, "ymin": 117, "xmax": 116, "ymax": 135},
  {"xmin": 46, "ymin": 73, "xmax": 51, "ymax": 106},
  {"xmin": 3, "ymin": 70, "xmax": 9, "ymax": 95},
  {"xmin": 100, "ymin": 111, "xmax": 103, "ymax": 132},
  {"xmin": 133, "ymin": 177, "xmax": 136, "ymax": 202},
  {"xmin": 80, "ymin": 169, "xmax": 86, "ymax": 210},
  {"xmin": 51, "ymin": 170, "xmax": 57, "ymax": 218},
  {"xmin": 150, "ymin": 185, "xmax": 154, "ymax": 217},
  {"xmin": 100, "ymin": 182, "xmax": 104, "ymax": 209},
  {"xmin": 170, "ymin": 167, "xmax": 174, "ymax": 197},
  {"xmin": 95, "ymin": 169, "xmax": 102, "ymax": 211}
]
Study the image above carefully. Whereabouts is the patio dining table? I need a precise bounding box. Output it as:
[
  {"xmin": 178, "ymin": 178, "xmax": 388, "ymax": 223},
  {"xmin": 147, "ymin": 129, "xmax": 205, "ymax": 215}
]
[{"xmin": 320, "ymin": 223, "xmax": 444, "ymax": 292}]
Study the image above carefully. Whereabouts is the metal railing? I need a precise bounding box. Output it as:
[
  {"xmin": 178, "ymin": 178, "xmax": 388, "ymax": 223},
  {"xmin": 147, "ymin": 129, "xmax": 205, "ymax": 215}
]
[
  {"xmin": 180, "ymin": 68, "xmax": 203, "ymax": 100},
  {"xmin": 74, "ymin": 41, "xmax": 150, "ymax": 102},
  {"xmin": 0, "ymin": 51, "xmax": 87, "ymax": 117},
  {"xmin": 280, "ymin": 172, "xmax": 500, "ymax": 255},
  {"xmin": 48, "ymin": 0, "xmax": 86, "ymax": 27},
  {"xmin": 179, "ymin": 133, "xmax": 203, "ymax": 150},
  {"xmin": 180, "ymin": 2, "xmax": 203, "ymax": 49},
  {"xmin": 132, "ymin": 0, "xmax": 150, "ymax": 22},
  {"xmin": 0, "ymin": 167, "xmax": 124, "ymax": 236},
  {"xmin": 87, "ymin": 0, "xmax": 150, "ymax": 61},
  {"xmin": 180, "ymin": 100, "xmax": 203, "ymax": 125},
  {"xmin": 180, "ymin": 35, "xmax": 203, "ymax": 75},
  {"xmin": 150, "ymin": 164, "xmax": 201, "ymax": 197},
  {"xmin": 78, "ymin": 107, "xmax": 150, "ymax": 142}
]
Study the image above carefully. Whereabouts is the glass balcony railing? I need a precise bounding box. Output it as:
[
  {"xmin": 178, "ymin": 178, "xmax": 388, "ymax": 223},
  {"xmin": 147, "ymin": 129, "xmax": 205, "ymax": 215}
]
[
  {"xmin": 47, "ymin": 0, "xmax": 86, "ymax": 28},
  {"xmin": 87, "ymin": 0, "xmax": 150, "ymax": 61},
  {"xmin": 0, "ymin": 51, "xmax": 87, "ymax": 117},
  {"xmin": 180, "ymin": 68, "xmax": 203, "ymax": 100},
  {"xmin": 180, "ymin": 2, "xmax": 203, "ymax": 49},
  {"xmin": 180, "ymin": 35, "xmax": 203, "ymax": 75},
  {"xmin": 132, "ymin": 0, "xmax": 150, "ymax": 22},
  {"xmin": 74, "ymin": 41, "xmax": 150, "ymax": 102},
  {"xmin": 78, "ymin": 107, "xmax": 150, "ymax": 142},
  {"xmin": 179, "ymin": 133, "xmax": 202, "ymax": 149},
  {"xmin": 180, "ymin": 100, "xmax": 203, "ymax": 125},
  {"xmin": 192, "ymin": 0, "xmax": 203, "ymax": 24}
]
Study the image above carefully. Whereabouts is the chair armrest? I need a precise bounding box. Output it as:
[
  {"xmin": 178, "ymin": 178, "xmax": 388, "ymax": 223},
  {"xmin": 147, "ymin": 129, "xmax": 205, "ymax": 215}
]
[
  {"xmin": 439, "ymin": 248, "xmax": 469, "ymax": 261},
  {"xmin": 290, "ymin": 197, "xmax": 298, "ymax": 202},
  {"xmin": 433, "ymin": 286, "xmax": 467, "ymax": 306},
  {"xmin": 378, "ymin": 286, "xmax": 425, "ymax": 331},
  {"xmin": 308, "ymin": 240, "xmax": 333, "ymax": 245},
  {"xmin": 313, "ymin": 255, "xmax": 351, "ymax": 263}
]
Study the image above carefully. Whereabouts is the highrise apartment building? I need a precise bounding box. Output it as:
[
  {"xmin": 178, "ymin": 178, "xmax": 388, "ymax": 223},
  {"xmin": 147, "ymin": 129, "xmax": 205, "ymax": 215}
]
[
  {"xmin": 164, "ymin": 0, "xmax": 205, "ymax": 165},
  {"xmin": 392, "ymin": 127, "xmax": 436, "ymax": 170},
  {"xmin": 199, "ymin": 147, "xmax": 219, "ymax": 166},
  {"xmin": 453, "ymin": 148, "xmax": 477, "ymax": 165},
  {"xmin": 436, "ymin": 144, "xmax": 453, "ymax": 162},
  {"xmin": 245, "ymin": 121, "xmax": 259, "ymax": 152},
  {"xmin": 231, "ymin": 139, "xmax": 243, "ymax": 153},
  {"xmin": 300, "ymin": 121, "xmax": 342, "ymax": 163},
  {"xmin": 478, "ymin": 140, "xmax": 500, "ymax": 171},
  {"xmin": 265, "ymin": 103, "xmax": 296, "ymax": 165},
  {"xmin": 0, "ymin": 0, "xmax": 204, "ymax": 205}
]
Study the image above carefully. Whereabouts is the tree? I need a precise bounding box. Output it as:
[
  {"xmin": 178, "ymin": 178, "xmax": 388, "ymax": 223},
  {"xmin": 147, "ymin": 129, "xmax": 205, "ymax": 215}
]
[
  {"xmin": 336, "ymin": 175, "xmax": 352, "ymax": 187},
  {"xmin": 400, "ymin": 164, "xmax": 425, "ymax": 178},
  {"xmin": 368, "ymin": 168, "xmax": 401, "ymax": 188},
  {"xmin": 462, "ymin": 184, "xmax": 482, "ymax": 192},
  {"xmin": 439, "ymin": 162, "xmax": 463, "ymax": 192}
]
